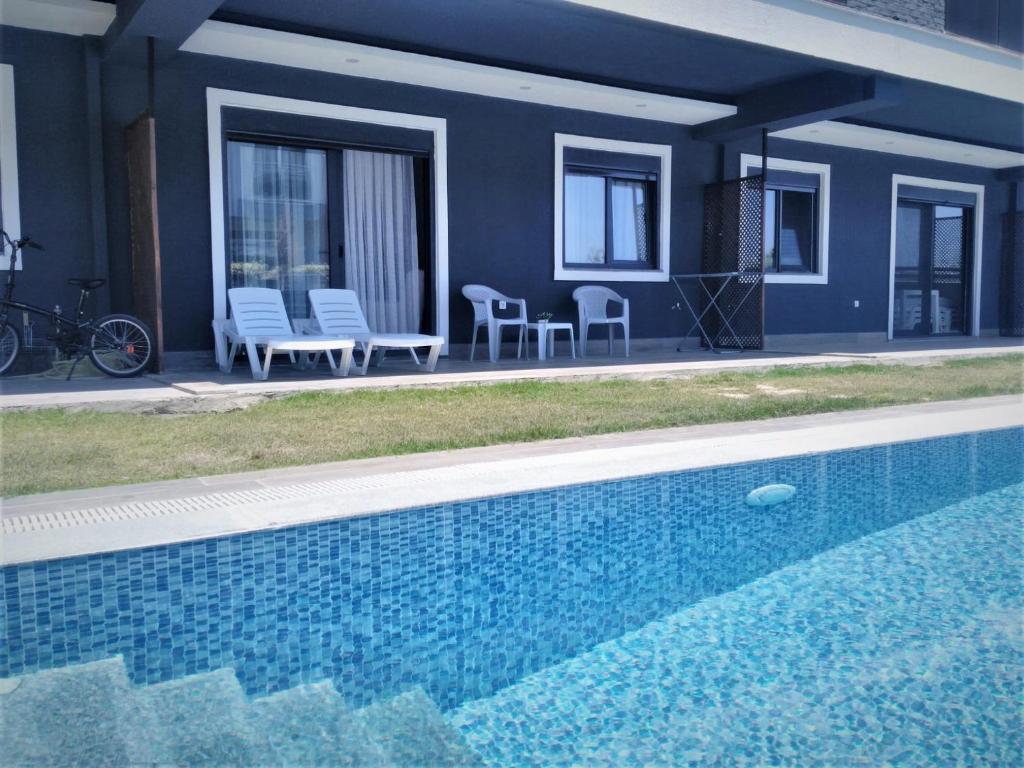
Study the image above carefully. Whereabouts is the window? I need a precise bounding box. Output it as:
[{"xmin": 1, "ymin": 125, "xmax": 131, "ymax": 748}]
[
  {"xmin": 763, "ymin": 186, "xmax": 817, "ymax": 273},
  {"xmin": 563, "ymin": 168, "xmax": 656, "ymax": 269},
  {"xmin": 225, "ymin": 137, "xmax": 431, "ymax": 332},
  {"xmin": 555, "ymin": 134, "xmax": 671, "ymax": 282},
  {"xmin": 946, "ymin": 0, "xmax": 1023, "ymax": 53},
  {"xmin": 740, "ymin": 154, "xmax": 830, "ymax": 285},
  {"xmin": 0, "ymin": 64, "xmax": 21, "ymax": 270}
]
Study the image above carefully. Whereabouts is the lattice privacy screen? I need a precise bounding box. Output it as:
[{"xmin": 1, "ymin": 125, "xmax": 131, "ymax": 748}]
[
  {"xmin": 700, "ymin": 175, "xmax": 765, "ymax": 350},
  {"xmin": 932, "ymin": 214, "xmax": 966, "ymax": 285},
  {"xmin": 1000, "ymin": 211, "xmax": 1024, "ymax": 337}
]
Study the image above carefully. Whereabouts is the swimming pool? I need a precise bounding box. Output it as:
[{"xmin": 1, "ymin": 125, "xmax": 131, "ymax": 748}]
[{"xmin": 2, "ymin": 427, "xmax": 1021, "ymax": 765}]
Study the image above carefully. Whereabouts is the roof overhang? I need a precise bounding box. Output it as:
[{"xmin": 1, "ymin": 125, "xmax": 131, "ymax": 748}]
[
  {"xmin": 773, "ymin": 121, "xmax": 1024, "ymax": 169},
  {"xmin": 181, "ymin": 20, "xmax": 737, "ymax": 125},
  {"xmin": 563, "ymin": 0, "xmax": 1024, "ymax": 104},
  {"xmin": 0, "ymin": 0, "xmax": 114, "ymax": 36}
]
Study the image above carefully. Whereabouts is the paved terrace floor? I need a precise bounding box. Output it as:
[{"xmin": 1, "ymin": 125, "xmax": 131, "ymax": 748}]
[{"xmin": 0, "ymin": 336, "xmax": 1020, "ymax": 412}]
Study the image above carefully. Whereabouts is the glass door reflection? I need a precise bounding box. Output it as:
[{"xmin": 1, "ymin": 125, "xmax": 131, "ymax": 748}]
[{"xmin": 893, "ymin": 199, "xmax": 971, "ymax": 337}]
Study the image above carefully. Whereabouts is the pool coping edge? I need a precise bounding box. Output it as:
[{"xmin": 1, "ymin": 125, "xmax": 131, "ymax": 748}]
[{"xmin": 2, "ymin": 395, "xmax": 1021, "ymax": 565}]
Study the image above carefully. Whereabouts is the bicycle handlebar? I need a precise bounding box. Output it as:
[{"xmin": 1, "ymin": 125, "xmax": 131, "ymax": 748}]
[{"xmin": 1, "ymin": 229, "xmax": 44, "ymax": 253}]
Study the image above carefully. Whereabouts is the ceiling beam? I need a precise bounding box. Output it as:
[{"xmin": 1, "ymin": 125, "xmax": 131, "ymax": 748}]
[
  {"xmin": 102, "ymin": 0, "xmax": 225, "ymax": 60},
  {"xmin": 691, "ymin": 72, "xmax": 902, "ymax": 143},
  {"xmin": 996, "ymin": 166, "xmax": 1024, "ymax": 181}
]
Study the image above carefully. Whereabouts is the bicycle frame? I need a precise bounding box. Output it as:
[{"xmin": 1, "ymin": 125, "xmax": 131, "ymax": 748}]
[
  {"xmin": 1, "ymin": 228, "xmax": 154, "ymax": 379},
  {"xmin": 1, "ymin": 297, "xmax": 102, "ymax": 350},
  {"xmin": 1, "ymin": 233, "xmax": 114, "ymax": 358}
]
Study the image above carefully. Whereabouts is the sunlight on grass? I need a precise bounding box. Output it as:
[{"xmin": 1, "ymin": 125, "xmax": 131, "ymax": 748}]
[{"xmin": 1, "ymin": 354, "xmax": 1021, "ymax": 496}]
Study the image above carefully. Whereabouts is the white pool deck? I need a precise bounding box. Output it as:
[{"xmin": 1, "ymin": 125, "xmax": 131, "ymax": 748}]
[
  {"xmin": 0, "ymin": 336, "xmax": 1020, "ymax": 411},
  {"xmin": 2, "ymin": 395, "xmax": 1021, "ymax": 566}
]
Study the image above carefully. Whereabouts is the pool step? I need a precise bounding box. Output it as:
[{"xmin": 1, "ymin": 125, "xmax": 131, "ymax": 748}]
[
  {"xmin": 251, "ymin": 680, "xmax": 390, "ymax": 766},
  {"xmin": 2, "ymin": 657, "xmax": 482, "ymax": 766},
  {"xmin": 133, "ymin": 666, "xmax": 269, "ymax": 766},
  {"xmin": 0, "ymin": 657, "xmax": 135, "ymax": 766},
  {"xmin": 354, "ymin": 687, "xmax": 482, "ymax": 766}
]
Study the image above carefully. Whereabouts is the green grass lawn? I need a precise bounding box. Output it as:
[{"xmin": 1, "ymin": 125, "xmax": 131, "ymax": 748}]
[{"xmin": 2, "ymin": 354, "xmax": 1021, "ymax": 497}]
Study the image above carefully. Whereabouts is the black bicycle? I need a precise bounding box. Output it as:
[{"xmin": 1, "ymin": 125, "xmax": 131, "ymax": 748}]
[{"xmin": 0, "ymin": 230, "xmax": 154, "ymax": 378}]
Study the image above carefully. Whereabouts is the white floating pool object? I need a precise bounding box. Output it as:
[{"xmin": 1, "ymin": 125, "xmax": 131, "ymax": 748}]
[{"xmin": 745, "ymin": 483, "xmax": 797, "ymax": 507}]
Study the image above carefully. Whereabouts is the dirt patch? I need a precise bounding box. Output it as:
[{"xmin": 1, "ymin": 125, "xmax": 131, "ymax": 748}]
[
  {"xmin": 716, "ymin": 389, "xmax": 752, "ymax": 400},
  {"xmin": 60, "ymin": 394, "xmax": 274, "ymax": 416},
  {"xmin": 755, "ymin": 383, "xmax": 806, "ymax": 396}
]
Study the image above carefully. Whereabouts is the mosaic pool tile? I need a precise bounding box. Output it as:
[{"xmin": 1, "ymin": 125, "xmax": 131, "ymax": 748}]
[
  {"xmin": 449, "ymin": 482, "xmax": 1024, "ymax": 767},
  {"xmin": 0, "ymin": 428, "xmax": 1021, "ymax": 765}
]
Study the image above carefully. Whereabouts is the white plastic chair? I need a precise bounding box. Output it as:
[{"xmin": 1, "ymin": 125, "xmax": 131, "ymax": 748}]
[
  {"xmin": 462, "ymin": 284, "xmax": 527, "ymax": 363},
  {"xmin": 308, "ymin": 289, "xmax": 444, "ymax": 375},
  {"xmin": 224, "ymin": 287, "xmax": 355, "ymax": 380},
  {"xmin": 573, "ymin": 286, "xmax": 630, "ymax": 357}
]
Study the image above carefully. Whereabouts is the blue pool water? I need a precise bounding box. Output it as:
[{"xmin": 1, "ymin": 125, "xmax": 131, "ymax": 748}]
[{"xmin": 1, "ymin": 427, "xmax": 1022, "ymax": 766}]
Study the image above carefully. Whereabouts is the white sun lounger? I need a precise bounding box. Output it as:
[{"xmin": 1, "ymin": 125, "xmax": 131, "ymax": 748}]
[
  {"xmin": 308, "ymin": 288, "xmax": 444, "ymax": 375},
  {"xmin": 225, "ymin": 287, "xmax": 355, "ymax": 380}
]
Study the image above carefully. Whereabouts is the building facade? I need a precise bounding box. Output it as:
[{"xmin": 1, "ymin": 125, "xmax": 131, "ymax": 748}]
[{"xmin": 0, "ymin": 0, "xmax": 1022, "ymax": 367}]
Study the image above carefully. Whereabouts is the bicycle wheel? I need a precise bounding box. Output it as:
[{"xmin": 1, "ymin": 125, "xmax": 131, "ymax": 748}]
[
  {"xmin": 0, "ymin": 322, "xmax": 20, "ymax": 376},
  {"xmin": 88, "ymin": 314, "xmax": 154, "ymax": 377}
]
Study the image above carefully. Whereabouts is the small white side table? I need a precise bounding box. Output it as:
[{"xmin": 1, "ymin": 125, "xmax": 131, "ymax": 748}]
[{"xmin": 526, "ymin": 321, "xmax": 576, "ymax": 361}]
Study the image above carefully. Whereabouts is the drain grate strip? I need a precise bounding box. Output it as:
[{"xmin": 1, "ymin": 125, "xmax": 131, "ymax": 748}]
[{"xmin": 1, "ymin": 463, "xmax": 509, "ymax": 536}]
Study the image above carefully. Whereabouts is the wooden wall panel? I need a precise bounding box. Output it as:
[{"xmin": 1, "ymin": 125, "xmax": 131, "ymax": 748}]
[{"xmin": 125, "ymin": 113, "xmax": 164, "ymax": 371}]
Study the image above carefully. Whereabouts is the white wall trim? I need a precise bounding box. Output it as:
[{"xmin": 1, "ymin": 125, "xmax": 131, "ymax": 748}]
[
  {"xmin": 563, "ymin": 0, "xmax": 1024, "ymax": 104},
  {"xmin": 554, "ymin": 133, "xmax": 672, "ymax": 283},
  {"xmin": 0, "ymin": 0, "xmax": 115, "ymax": 37},
  {"xmin": 888, "ymin": 174, "xmax": 985, "ymax": 340},
  {"xmin": 0, "ymin": 64, "xmax": 22, "ymax": 271},
  {"xmin": 205, "ymin": 87, "xmax": 449, "ymax": 352},
  {"xmin": 740, "ymin": 153, "xmax": 830, "ymax": 285},
  {"xmin": 184, "ymin": 21, "xmax": 735, "ymax": 127},
  {"xmin": 773, "ymin": 121, "xmax": 1024, "ymax": 171}
]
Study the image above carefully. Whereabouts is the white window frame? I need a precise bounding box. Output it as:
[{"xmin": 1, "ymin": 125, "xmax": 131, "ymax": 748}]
[
  {"xmin": 206, "ymin": 87, "xmax": 449, "ymax": 351},
  {"xmin": 0, "ymin": 64, "xmax": 22, "ymax": 271},
  {"xmin": 888, "ymin": 174, "xmax": 984, "ymax": 339},
  {"xmin": 740, "ymin": 154, "xmax": 830, "ymax": 285},
  {"xmin": 554, "ymin": 133, "xmax": 671, "ymax": 282}
]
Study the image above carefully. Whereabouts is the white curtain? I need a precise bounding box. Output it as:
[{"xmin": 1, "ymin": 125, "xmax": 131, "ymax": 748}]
[
  {"xmin": 343, "ymin": 149, "xmax": 421, "ymax": 333},
  {"xmin": 564, "ymin": 173, "xmax": 605, "ymax": 264},
  {"xmin": 611, "ymin": 179, "xmax": 649, "ymax": 264},
  {"xmin": 226, "ymin": 141, "xmax": 329, "ymax": 318}
]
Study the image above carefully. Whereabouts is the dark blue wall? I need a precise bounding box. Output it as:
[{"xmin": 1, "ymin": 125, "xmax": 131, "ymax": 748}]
[
  {"xmin": 142, "ymin": 50, "xmax": 1011, "ymax": 349},
  {"xmin": 726, "ymin": 136, "xmax": 1005, "ymax": 335},
  {"xmin": 132, "ymin": 49, "xmax": 719, "ymax": 351},
  {"xmin": 97, "ymin": 57, "xmax": 150, "ymax": 320},
  {"xmin": 0, "ymin": 28, "xmax": 99, "ymax": 317},
  {"xmin": 0, "ymin": 24, "xmax": 1014, "ymax": 354}
]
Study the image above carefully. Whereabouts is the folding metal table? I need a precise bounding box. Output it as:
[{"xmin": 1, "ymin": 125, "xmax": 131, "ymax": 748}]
[{"xmin": 671, "ymin": 271, "xmax": 765, "ymax": 353}]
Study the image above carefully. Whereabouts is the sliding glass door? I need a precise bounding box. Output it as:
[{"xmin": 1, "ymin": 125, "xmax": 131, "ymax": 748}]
[
  {"xmin": 226, "ymin": 141, "xmax": 330, "ymax": 318},
  {"xmin": 226, "ymin": 139, "xmax": 431, "ymax": 333},
  {"xmin": 892, "ymin": 199, "xmax": 972, "ymax": 337}
]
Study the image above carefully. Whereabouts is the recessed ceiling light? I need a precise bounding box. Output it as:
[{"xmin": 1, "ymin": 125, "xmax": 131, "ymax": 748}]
[
  {"xmin": 519, "ymin": 85, "xmax": 532, "ymax": 91},
  {"xmin": 808, "ymin": 129, "xmax": 820, "ymax": 134},
  {"xmin": 884, "ymin": 140, "xmax": 895, "ymax": 145},
  {"xmin": 964, "ymin": 152, "xmax": 974, "ymax": 158},
  {"xmin": 345, "ymin": 57, "xmax": 360, "ymax": 63},
  {"xmin": 636, "ymin": 103, "xmax": 647, "ymax": 108}
]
